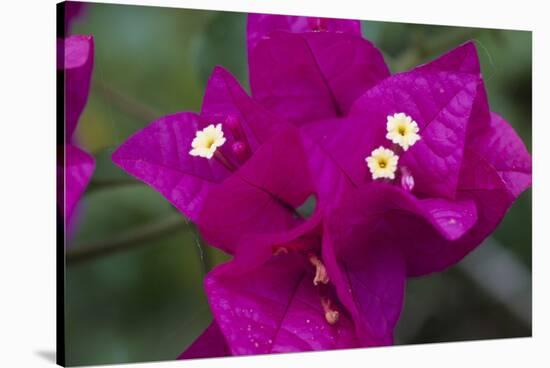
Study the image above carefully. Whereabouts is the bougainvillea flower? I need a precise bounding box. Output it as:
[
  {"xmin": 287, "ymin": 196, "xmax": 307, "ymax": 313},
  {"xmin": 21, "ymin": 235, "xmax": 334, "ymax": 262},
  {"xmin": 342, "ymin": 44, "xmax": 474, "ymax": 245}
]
[
  {"xmin": 317, "ymin": 41, "xmax": 531, "ymax": 279},
  {"xmin": 112, "ymin": 63, "xmax": 369, "ymax": 354},
  {"xmin": 59, "ymin": 35, "xmax": 95, "ymax": 221},
  {"xmin": 112, "ymin": 41, "xmax": 404, "ymax": 354},
  {"xmin": 114, "ymin": 12, "xmax": 531, "ymax": 359},
  {"xmin": 178, "ymin": 17, "xmax": 530, "ymax": 357}
]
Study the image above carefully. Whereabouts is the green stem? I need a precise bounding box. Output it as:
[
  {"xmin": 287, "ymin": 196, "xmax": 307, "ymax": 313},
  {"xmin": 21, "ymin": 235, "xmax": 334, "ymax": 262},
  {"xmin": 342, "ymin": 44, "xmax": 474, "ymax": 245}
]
[{"xmin": 66, "ymin": 214, "xmax": 188, "ymax": 265}]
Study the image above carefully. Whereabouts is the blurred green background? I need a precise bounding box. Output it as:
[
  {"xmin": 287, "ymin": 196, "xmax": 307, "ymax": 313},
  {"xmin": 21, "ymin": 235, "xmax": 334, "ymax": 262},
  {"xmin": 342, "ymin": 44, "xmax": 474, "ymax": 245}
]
[{"xmin": 66, "ymin": 2, "xmax": 532, "ymax": 366}]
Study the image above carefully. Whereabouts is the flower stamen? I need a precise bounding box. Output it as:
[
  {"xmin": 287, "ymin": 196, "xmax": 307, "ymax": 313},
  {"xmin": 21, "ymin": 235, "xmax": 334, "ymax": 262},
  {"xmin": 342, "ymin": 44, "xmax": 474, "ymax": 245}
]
[
  {"xmin": 321, "ymin": 296, "xmax": 340, "ymax": 325},
  {"xmin": 273, "ymin": 246, "xmax": 289, "ymax": 256},
  {"xmin": 308, "ymin": 253, "xmax": 330, "ymax": 286},
  {"xmin": 386, "ymin": 112, "xmax": 421, "ymax": 151}
]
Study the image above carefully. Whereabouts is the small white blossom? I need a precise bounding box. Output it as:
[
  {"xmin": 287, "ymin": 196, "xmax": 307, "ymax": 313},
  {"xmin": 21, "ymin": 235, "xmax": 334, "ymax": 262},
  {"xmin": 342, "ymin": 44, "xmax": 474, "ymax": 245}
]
[
  {"xmin": 385, "ymin": 112, "xmax": 421, "ymax": 151},
  {"xmin": 189, "ymin": 124, "xmax": 226, "ymax": 159},
  {"xmin": 366, "ymin": 146, "xmax": 399, "ymax": 180}
]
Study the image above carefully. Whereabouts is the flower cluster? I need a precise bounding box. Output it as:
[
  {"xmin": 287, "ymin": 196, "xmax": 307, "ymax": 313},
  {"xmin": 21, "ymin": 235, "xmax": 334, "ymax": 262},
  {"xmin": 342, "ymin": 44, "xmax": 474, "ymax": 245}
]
[{"xmin": 112, "ymin": 13, "xmax": 531, "ymax": 358}]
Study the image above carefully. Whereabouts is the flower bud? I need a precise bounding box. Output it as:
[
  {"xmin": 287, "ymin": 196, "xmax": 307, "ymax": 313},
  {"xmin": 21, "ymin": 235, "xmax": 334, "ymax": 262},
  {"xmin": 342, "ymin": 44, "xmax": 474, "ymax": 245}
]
[
  {"xmin": 232, "ymin": 141, "xmax": 249, "ymax": 163},
  {"xmin": 400, "ymin": 167, "xmax": 415, "ymax": 192},
  {"xmin": 225, "ymin": 114, "xmax": 243, "ymax": 140}
]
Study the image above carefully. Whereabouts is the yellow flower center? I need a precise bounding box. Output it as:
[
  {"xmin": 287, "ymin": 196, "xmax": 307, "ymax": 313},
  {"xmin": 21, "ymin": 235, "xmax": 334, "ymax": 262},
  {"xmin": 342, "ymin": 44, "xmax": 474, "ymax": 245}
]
[
  {"xmin": 321, "ymin": 296, "xmax": 340, "ymax": 325},
  {"xmin": 308, "ymin": 253, "xmax": 330, "ymax": 286},
  {"xmin": 386, "ymin": 112, "xmax": 421, "ymax": 151},
  {"xmin": 189, "ymin": 124, "xmax": 226, "ymax": 159},
  {"xmin": 204, "ymin": 136, "xmax": 215, "ymax": 149}
]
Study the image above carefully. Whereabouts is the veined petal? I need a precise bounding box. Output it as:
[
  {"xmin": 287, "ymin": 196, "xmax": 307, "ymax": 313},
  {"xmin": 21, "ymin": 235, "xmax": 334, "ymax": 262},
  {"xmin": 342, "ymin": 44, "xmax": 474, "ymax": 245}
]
[
  {"xmin": 111, "ymin": 112, "xmax": 230, "ymax": 223},
  {"xmin": 198, "ymin": 127, "xmax": 314, "ymax": 254},
  {"xmin": 338, "ymin": 69, "xmax": 480, "ymax": 198},
  {"xmin": 323, "ymin": 182, "xmax": 478, "ymax": 276},
  {"xmin": 205, "ymin": 252, "xmax": 359, "ymax": 355},
  {"xmin": 418, "ymin": 197, "xmax": 478, "ymax": 241},
  {"xmin": 322, "ymin": 222, "xmax": 406, "ymax": 346},
  {"xmin": 201, "ymin": 66, "xmax": 289, "ymax": 150},
  {"xmin": 298, "ymin": 117, "xmax": 357, "ymax": 211},
  {"xmin": 467, "ymin": 112, "xmax": 531, "ymax": 198},
  {"xmin": 405, "ymin": 148, "xmax": 516, "ymax": 276},
  {"xmin": 62, "ymin": 35, "xmax": 94, "ymax": 141},
  {"xmin": 320, "ymin": 181, "xmax": 480, "ymax": 341},
  {"xmin": 426, "ymin": 42, "xmax": 531, "ymax": 197},
  {"xmin": 416, "ymin": 41, "xmax": 482, "ymax": 75},
  {"xmin": 333, "ymin": 182, "xmax": 478, "ymax": 242},
  {"xmin": 249, "ymin": 31, "xmax": 389, "ymax": 125}
]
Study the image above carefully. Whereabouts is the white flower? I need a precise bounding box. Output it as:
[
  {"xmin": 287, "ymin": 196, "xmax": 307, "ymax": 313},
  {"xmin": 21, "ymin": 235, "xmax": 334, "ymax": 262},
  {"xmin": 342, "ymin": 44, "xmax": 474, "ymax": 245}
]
[
  {"xmin": 189, "ymin": 124, "xmax": 226, "ymax": 159},
  {"xmin": 365, "ymin": 146, "xmax": 399, "ymax": 180},
  {"xmin": 385, "ymin": 112, "xmax": 421, "ymax": 151}
]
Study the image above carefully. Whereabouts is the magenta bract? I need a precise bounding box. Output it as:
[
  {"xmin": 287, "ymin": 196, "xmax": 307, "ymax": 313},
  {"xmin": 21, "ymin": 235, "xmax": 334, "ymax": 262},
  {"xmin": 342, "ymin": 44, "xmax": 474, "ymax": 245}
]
[
  {"xmin": 60, "ymin": 35, "xmax": 95, "ymax": 222},
  {"xmin": 112, "ymin": 66, "xmax": 293, "ymax": 225},
  {"xmin": 178, "ymin": 322, "xmax": 230, "ymax": 359},
  {"xmin": 312, "ymin": 41, "xmax": 531, "ymax": 276},
  {"xmin": 249, "ymin": 30, "xmax": 389, "ymax": 124}
]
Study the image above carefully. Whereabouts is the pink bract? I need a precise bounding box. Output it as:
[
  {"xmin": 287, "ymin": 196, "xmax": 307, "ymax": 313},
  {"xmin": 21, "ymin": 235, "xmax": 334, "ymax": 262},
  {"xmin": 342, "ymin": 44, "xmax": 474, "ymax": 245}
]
[{"xmin": 59, "ymin": 35, "xmax": 95, "ymax": 223}]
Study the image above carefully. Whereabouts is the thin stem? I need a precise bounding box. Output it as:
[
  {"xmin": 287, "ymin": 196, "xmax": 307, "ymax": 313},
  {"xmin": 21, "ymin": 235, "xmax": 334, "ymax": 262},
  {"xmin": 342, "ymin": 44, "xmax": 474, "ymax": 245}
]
[
  {"xmin": 93, "ymin": 79, "xmax": 162, "ymax": 122},
  {"xmin": 66, "ymin": 214, "xmax": 188, "ymax": 265}
]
